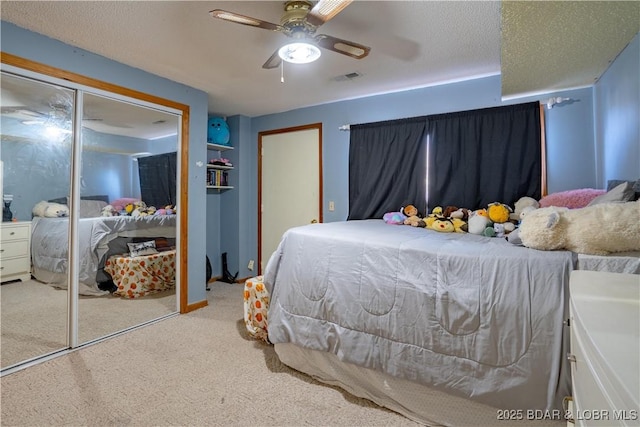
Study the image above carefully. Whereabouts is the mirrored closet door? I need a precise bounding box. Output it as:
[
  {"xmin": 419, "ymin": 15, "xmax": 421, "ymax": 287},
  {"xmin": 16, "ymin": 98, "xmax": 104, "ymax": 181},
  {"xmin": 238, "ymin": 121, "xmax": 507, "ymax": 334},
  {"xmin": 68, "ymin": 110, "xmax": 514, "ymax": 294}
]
[
  {"xmin": 0, "ymin": 73, "xmax": 73, "ymax": 368},
  {"xmin": 0, "ymin": 64, "xmax": 181, "ymax": 372},
  {"xmin": 77, "ymin": 93, "xmax": 179, "ymax": 345}
]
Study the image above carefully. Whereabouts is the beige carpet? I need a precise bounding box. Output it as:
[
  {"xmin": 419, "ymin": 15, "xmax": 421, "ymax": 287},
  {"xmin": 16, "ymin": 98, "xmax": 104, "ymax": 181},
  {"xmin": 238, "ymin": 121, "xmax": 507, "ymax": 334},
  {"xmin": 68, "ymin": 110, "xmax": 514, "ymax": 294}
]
[
  {"xmin": 0, "ymin": 281, "xmax": 419, "ymax": 426},
  {"xmin": 1, "ymin": 279, "xmax": 176, "ymax": 368}
]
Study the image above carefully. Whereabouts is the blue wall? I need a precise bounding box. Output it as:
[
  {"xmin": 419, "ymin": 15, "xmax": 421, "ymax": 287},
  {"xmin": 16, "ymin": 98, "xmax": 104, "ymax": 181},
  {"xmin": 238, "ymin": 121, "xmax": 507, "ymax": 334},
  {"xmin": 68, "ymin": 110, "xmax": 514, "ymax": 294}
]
[
  {"xmin": 594, "ymin": 33, "xmax": 640, "ymax": 186},
  {"xmin": 1, "ymin": 22, "xmax": 209, "ymax": 305}
]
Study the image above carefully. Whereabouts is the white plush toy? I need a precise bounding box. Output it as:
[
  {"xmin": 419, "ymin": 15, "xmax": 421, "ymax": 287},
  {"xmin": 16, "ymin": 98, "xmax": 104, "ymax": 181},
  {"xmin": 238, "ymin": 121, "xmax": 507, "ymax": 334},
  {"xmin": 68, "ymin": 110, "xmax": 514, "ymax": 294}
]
[
  {"xmin": 101, "ymin": 204, "xmax": 117, "ymax": 217},
  {"xmin": 510, "ymin": 196, "xmax": 540, "ymax": 221},
  {"xmin": 32, "ymin": 201, "xmax": 70, "ymax": 218},
  {"xmin": 519, "ymin": 200, "xmax": 640, "ymax": 255}
]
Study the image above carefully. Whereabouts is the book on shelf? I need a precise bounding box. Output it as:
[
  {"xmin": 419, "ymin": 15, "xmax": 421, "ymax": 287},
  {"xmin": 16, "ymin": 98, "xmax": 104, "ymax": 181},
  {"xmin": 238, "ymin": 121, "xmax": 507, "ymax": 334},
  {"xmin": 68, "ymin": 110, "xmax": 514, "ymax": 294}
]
[{"xmin": 207, "ymin": 170, "xmax": 229, "ymax": 187}]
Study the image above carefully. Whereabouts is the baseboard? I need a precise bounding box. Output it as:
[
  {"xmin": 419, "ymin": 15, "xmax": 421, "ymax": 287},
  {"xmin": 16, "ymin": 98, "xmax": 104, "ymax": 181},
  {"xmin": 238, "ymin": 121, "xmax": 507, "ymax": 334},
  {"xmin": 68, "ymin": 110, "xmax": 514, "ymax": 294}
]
[
  {"xmin": 209, "ymin": 275, "xmax": 247, "ymax": 284},
  {"xmin": 185, "ymin": 299, "xmax": 208, "ymax": 313}
]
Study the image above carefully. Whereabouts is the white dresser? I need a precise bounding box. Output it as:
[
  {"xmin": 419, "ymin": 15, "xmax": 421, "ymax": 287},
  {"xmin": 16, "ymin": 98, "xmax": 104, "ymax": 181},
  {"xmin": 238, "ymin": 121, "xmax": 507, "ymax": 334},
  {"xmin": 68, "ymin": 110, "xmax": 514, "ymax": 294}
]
[
  {"xmin": 568, "ymin": 270, "xmax": 640, "ymax": 427},
  {"xmin": 0, "ymin": 221, "xmax": 32, "ymax": 283}
]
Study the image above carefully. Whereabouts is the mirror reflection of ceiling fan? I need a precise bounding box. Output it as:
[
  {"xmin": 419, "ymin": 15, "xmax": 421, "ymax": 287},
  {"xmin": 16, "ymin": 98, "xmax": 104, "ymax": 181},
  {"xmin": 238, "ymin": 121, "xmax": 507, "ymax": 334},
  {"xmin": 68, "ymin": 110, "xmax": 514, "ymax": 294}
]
[{"xmin": 209, "ymin": 0, "xmax": 370, "ymax": 69}]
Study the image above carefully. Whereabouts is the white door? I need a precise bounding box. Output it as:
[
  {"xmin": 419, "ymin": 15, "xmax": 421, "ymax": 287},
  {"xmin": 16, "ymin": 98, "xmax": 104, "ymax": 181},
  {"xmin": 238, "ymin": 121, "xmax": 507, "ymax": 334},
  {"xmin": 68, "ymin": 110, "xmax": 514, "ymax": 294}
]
[{"xmin": 259, "ymin": 124, "xmax": 322, "ymax": 273}]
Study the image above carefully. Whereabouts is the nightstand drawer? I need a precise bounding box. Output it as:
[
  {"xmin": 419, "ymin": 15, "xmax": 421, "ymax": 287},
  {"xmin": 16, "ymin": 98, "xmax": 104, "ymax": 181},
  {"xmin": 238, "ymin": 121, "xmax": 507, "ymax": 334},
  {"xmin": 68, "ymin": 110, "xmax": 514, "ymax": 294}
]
[
  {"xmin": 0, "ymin": 240, "xmax": 29, "ymax": 259},
  {"xmin": 0, "ymin": 257, "xmax": 30, "ymax": 278},
  {"xmin": 0, "ymin": 240, "xmax": 29, "ymax": 260},
  {"xmin": 1, "ymin": 224, "xmax": 30, "ymax": 241}
]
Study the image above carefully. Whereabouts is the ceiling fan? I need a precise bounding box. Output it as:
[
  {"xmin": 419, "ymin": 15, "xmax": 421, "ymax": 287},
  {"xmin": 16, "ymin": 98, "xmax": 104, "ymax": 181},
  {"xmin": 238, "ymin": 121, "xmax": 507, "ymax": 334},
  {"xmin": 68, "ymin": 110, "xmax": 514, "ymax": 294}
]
[{"xmin": 209, "ymin": 0, "xmax": 371, "ymax": 69}]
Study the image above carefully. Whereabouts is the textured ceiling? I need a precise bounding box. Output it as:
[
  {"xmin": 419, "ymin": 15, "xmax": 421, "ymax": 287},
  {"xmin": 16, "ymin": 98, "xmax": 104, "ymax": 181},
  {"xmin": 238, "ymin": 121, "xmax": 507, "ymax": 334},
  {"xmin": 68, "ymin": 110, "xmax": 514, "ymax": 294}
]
[
  {"xmin": 502, "ymin": 1, "xmax": 639, "ymax": 97},
  {"xmin": 1, "ymin": 1, "xmax": 638, "ymax": 120}
]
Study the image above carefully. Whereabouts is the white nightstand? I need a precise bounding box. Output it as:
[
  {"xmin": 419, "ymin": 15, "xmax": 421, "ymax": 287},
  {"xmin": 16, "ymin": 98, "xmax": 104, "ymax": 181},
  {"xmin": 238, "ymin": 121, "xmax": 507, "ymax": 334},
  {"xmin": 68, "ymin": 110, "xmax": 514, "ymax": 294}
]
[
  {"xmin": 568, "ymin": 270, "xmax": 640, "ymax": 427},
  {"xmin": 0, "ymin": 221, "xmax": 32, "ymax": 283}
]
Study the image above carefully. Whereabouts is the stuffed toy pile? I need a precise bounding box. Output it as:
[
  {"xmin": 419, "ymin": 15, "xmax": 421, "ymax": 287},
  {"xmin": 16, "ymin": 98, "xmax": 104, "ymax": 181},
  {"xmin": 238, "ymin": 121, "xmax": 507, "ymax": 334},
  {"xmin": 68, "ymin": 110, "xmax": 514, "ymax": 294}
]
[
  {"xmin": 101, "ymin": 200, "xmax": 177, "ymax": 217},
  {"xmin": 383, "ymin": 199, "xmax": 531, "ymax": 237}
]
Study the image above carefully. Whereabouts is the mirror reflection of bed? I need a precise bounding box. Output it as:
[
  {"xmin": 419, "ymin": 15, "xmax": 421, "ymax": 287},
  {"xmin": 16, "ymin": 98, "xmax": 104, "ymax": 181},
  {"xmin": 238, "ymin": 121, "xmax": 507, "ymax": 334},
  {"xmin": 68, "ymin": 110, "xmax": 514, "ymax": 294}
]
[{"xmin": 0, "ymin": 73, "xmax": 180, "ymax": 370}]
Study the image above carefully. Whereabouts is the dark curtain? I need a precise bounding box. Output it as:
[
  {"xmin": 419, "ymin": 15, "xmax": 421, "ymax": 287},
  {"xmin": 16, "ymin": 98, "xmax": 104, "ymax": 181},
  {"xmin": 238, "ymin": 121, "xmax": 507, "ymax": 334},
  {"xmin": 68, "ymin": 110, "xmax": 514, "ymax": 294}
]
[
  {"xmin": 427, "ymin": 102, "xmax": 541, "ymax": 210},
  {"xmin": 138, "ymin": 152, "xmax": 177, "ymax": 208},
  {"xmin": 348, "ymin": 118, "xmax": 428, "ymax": 220}
]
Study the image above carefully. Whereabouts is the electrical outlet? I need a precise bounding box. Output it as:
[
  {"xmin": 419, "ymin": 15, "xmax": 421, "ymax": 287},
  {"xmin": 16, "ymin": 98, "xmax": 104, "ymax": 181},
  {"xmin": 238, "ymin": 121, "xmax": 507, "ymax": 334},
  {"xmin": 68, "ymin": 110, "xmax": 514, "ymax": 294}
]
[
  {"xmin": 248, "ymin": 260, "xmax": 254, "ymax": 271},
  {"xmin": 329, "ymin": 201, "xmax": 335, "ymax": 211}
]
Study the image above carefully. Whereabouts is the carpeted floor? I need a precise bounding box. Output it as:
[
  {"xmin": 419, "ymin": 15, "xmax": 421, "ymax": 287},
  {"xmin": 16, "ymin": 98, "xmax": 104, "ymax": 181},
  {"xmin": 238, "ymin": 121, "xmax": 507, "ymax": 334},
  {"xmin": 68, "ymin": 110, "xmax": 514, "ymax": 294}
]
[
  {"xmin": 1, "ymin": 279, "xmax": 176, "ymax": 368},
  {"xmin": 0, "ymin": 281, "xmax": 419, "ymax": 426}
]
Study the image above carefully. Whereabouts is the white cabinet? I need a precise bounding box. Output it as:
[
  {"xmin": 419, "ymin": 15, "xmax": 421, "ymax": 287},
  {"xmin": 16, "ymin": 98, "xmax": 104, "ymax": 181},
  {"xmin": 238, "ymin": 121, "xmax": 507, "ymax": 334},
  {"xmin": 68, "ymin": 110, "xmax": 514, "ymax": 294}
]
[
  {"xmin": 206, "ymin": 143, "xmax": 234, "ymax": 191},
  {"xmin": 568, "ymin": 270, "xmax": 639, "ymax": 427},
  {"xmin": 0, "ymin": 221, "xmax": 32, "ymax": 283}
]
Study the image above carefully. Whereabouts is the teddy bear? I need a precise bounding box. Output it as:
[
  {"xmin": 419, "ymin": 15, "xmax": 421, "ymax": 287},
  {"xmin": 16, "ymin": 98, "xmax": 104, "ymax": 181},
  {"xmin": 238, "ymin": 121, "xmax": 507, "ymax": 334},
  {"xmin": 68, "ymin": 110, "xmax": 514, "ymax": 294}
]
[
  {"xmin": 518, "ymin": 200, "xmax": 640, "ymax": 255},
  {"xmin": 510, "ymin": 196, "xmax": 540, "ymax": 221}
]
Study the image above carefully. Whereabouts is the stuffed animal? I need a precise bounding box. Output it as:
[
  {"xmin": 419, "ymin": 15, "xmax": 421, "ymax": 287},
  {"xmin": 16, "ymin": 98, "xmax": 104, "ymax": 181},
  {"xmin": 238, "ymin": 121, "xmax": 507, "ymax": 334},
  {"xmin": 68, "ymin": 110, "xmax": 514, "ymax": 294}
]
[
  {"xmin": 519, "ymin": 200, "xmax": 640, "ymax": 255},
  {"xmin": 207, "ymin": 116, "xmax": 230, "ymax": 146},
  {"xmin": 487, "ymin": 202, "xmax": 512, "ymax": 224},
  {"xmin": 384, "ymin": 211, "xmax": 407, "ymax": 224},
  {"xmin": 422, "ymin": 206, "xmax": 443, "ymax": 228},
  {"xmin": 404, "ymin": 215, "xmax": 426, "ymax": 227},
  {"xmin": 450, "ymin": 207, "xmax": 470, "ymax": 221},
  {"xmin": 442, "ymin": 205, "xmax": 459, "ymax": 219},
  {"xmin": 451, "ymin": 217, "xmax": 468, "ymax": 233},
  {"xmin": 518, "ymin": 205, "xmax": 537, "ymax": 224},
  {"xmin": 32, "ymin": 201, "xmax": 69, "ymax": 218},
  {"xmin": 511, "ymin": 196, "xmax": 540, "ymax": 221},
  {"xmin": 401, "ymin": 204, "xmax": 425, "ymax": 226},
  {"xmin": 430, "ymin": 216, "xmax": 455, "ymax": 232},
  {"xmin": 475, "ymin": 208, "xmax": 489, "ymax": 218},
  {"xmin": 467, "ymin": 210, "xmax": 492, "ymax": 235},
  {"xmin": 101, "ymin": 204, "xmax": 117, "ymax": 217}
]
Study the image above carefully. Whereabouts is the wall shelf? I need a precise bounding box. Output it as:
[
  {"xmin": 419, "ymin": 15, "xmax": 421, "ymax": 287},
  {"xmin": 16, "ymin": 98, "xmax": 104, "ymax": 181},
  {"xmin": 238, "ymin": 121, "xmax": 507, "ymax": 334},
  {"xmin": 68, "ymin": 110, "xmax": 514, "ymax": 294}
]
[
  {"xmin": 207, "ymin": 143, "xmax": 233, "ymax": 152},
  {"xmin": 207, "ymin": 143, "xmax": 234, "ymax": 190}
]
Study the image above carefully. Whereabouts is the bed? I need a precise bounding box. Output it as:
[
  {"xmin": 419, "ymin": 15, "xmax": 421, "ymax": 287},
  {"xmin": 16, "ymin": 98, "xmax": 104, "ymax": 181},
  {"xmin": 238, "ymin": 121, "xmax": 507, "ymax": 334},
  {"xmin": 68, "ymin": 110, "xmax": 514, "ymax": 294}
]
[
  {"xmin": 260, "ymin": 219, "xmax": 578, "ymax": 425},
  {"xmin": 31, "ymin": 215, "xmax": 176, "ymax": 295}
]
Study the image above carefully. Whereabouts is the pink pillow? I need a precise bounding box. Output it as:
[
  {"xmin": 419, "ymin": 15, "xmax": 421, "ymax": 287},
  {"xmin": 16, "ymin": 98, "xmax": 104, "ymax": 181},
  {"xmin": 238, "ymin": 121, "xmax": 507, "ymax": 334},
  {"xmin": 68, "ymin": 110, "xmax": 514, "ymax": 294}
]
[{"xmin": 539, "ymin": 188, "xmax": 606, "ymax": 209}]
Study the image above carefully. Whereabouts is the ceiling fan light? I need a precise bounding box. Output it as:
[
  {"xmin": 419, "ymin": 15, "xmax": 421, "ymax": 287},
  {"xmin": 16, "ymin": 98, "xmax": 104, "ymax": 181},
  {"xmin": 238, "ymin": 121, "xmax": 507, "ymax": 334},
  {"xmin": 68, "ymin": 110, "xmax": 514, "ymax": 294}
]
[{"xmin": 278, "ymin": 42, "xmax": 321, "ymax": 64}]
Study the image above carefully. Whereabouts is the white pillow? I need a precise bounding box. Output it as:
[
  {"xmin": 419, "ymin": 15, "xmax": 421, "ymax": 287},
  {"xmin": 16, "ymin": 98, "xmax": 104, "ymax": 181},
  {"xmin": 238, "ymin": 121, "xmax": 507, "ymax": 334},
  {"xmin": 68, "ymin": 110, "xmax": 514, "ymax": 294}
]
[{"xmin": 127, "ymin": 240, "xmax": 158, "ymax": 257}]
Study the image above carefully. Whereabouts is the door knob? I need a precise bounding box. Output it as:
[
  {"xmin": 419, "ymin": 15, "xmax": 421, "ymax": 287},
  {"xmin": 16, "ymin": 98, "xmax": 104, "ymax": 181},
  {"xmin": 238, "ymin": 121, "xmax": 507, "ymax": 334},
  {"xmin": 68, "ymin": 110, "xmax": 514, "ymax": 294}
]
[{"xmin": 311, "ymin": 219, "xmax": 318, "ymax": 224}]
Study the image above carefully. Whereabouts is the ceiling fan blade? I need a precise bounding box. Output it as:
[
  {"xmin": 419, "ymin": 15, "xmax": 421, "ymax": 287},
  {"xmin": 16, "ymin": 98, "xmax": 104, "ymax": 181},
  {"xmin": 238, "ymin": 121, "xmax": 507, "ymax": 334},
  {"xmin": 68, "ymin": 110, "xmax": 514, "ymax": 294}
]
[
  {"xmin": 209, "ymin": 9, "xmax": 283, "ymax": 32},
  {"xmin": 314, "ymin": 34, "xmax": 370, "ymax": 59},
  {"xmin": 306, "ymin": 0, "xmax": 352, "ymax": 27},
  {"xmin": 262, "ymin": 49, "xmax": 282, "ymax": 70}
]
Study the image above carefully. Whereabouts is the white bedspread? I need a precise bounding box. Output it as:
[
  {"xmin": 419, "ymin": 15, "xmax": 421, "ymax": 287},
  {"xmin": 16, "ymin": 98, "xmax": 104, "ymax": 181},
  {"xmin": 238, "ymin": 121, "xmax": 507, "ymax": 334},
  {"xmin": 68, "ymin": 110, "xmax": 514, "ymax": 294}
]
[
  {"xmin": 31, "ymin": 215, "xmax": 176, "ymax": 295},
  {"xmin": 264, "ymin": 219, "xmax": 574, "ymax": 411}
]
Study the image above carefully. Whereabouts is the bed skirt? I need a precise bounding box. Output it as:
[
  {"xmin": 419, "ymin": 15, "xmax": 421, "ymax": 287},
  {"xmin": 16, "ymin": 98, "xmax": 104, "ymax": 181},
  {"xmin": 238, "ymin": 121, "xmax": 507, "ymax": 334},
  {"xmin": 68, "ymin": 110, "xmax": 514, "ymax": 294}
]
[{"xmin": 275, "ymin": 343, "xmax": 565, "ymax": 427}]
